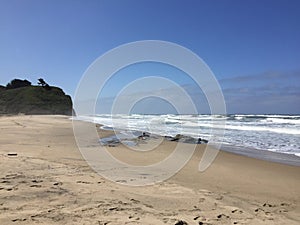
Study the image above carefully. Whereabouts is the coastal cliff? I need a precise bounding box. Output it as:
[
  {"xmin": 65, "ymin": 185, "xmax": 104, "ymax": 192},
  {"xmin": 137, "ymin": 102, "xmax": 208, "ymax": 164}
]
[{"xmin": 0, "ymin": 79, "xmax": 73, "ymax": 115}]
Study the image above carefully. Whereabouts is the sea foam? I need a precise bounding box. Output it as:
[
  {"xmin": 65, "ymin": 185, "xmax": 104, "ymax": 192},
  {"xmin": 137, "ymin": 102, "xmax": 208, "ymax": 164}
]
[{"xmin": 75, "ymin": 114, "xmax": 300, "ymax": 157}]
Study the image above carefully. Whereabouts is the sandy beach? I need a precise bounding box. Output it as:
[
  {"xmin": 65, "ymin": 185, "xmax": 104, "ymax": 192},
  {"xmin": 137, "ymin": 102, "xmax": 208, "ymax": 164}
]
[{"xmin": 0, "ymin": 115, "xmax": 299, "ymax": 225}]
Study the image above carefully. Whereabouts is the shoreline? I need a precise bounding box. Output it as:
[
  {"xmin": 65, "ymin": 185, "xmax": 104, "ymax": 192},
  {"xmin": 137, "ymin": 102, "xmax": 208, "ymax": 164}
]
[
  {"xmin": 97, "ymin": 124, "xmax": 300, "ymax": 167},
  {"xmin": 220, "ymin": 144, "xmax": 300, "ymax": 166},
  {"xmin": 77, "ymin": 114, "xmax": 300, "ymax": 158}
]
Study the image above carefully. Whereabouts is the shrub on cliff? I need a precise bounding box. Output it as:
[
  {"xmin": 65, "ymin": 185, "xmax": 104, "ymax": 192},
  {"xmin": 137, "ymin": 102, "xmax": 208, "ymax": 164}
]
[{"xmin": 6, "ymin": 79, "xmax": 32, "ymax": 89}]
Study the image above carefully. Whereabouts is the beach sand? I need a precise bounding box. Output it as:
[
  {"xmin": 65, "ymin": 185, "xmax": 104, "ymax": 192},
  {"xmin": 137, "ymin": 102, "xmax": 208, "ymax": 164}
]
[{"xmin": 0, "ymin": 115, "xmax": 299, "ymax": 224}]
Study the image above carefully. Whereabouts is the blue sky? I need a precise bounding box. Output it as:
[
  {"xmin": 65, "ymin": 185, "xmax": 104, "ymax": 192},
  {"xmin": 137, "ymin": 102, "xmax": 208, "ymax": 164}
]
[{"xmin": 0, "ymin": 0, "xmax": 299, "ymax": 114}]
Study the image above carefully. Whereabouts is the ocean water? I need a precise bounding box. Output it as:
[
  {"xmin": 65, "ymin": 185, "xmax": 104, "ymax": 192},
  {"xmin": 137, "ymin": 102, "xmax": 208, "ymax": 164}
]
[{"xmin": 76, "ymin": 114, "xmax": 300, "ymax": 158}]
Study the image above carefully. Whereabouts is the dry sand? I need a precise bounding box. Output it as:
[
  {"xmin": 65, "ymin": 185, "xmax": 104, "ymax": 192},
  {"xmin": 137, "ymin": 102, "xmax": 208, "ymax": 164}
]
[{"xmin": 0, "ymin": 115, "xmax": 299, "ymax": 225}]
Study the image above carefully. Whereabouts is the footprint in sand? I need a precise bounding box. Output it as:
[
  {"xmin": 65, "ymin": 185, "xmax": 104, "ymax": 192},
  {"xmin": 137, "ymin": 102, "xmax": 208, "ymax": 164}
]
[
  {"xmin": 254, "ymin": 207, "xmax": 275, "ymax": 221},
  {"xmin": 189, "ymin": 206, "xmax": 201, "ymax": 212},
  {"xmin": 261, "ymin": 202, "xmax": 290, "ymax": 214},
  {"xmin": 215, "ymin": 195, "xmax": 223, "ymax": 200},
  {"xmin": 255, "ymin": 208, "xmax": 263, "ymax": 212},
  {"xmin": 198, "ymin": 222, "xmax": 212, "ymax": 225},
  {"xmin": 30, "ymin": 179, "xmax": 43, "ymax": 188},
  {"xmin": 231, "ymin": 209, "xmax": 243, "ymax": 214},
  {"xmin": 174, "ymin": 220, "xmax": 188, "ymax": 225},
  {"xmin": 143, "ymin": 203, "xmax": 153, "ymax": 208},
  {"xmin": 263, "ymin": 203, "xmax": 276, "ymax": 207},
  {"xmin": 97, "ymin": 221, "xmax": 111, "ymax": 225},
  {"xmin": 130, "ymin": 198, "xmax": 140, "ymax": 204},
  {"xmin": 0, "ymin": 180, "xmax": 10, "ymax": 183},
  {"xmin": 217, "ymin": 213, "xmax": 230, "ymax": 219},
  {"xmin": 116, "ymin": 179, "xmax": 127, "ymax": 183},
  {"xmin": 5, "ymin": 173, "xmax": 24, "ymax": 179},
  {"xmin": 30, "ymin": 184, "xmax": 42, "ymax": 188},
  {"xmin": 76, "ymin": 180, "xmax": 92, "ymax": 184},
  {"xmin": 31, "ymin": 179, "xmax": 43, "ymax": 183},
  {"xmin": 280, "ymin": 202, "xmax": 290, "ymax": 207},
  {"xmin": 7, "ymin": 152, "xmax": 18, "ymax": 157},
  {"xmin": 194, "ymin": 216, "xmax": 209, "ymax": 222},
  {"xmin": 128, "ymin": 215, "xmax": 140, "ymax": 220},
  {"xmin": 53, "ymin": 182, "xmax": 62, "ymax": 186},
  {"xmin": 11, "ymin": 218, "xmax": 27, "ymax": 222},
  {"xmin": 198, "ymin": 197, "xmax": 205, "ymax": 203}
]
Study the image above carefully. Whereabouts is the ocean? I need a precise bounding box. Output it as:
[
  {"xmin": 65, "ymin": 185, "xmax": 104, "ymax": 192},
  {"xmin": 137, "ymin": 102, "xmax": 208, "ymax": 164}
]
[{"xmin": 75, "ymin": 114, "xmax": 300, "ymax": 164}]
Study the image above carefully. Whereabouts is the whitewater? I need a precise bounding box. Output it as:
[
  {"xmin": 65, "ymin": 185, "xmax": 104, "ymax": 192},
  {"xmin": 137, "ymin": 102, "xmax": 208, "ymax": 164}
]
[{"xmin": 76, "ymin": 114, "xmax": 300, "ymax": 158}]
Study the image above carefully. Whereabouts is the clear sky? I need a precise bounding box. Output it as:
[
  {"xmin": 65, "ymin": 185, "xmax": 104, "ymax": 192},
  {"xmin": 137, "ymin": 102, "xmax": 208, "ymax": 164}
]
[{"xmin": 1, "ymin": 0, "xmax": 299, "ymax": 114}]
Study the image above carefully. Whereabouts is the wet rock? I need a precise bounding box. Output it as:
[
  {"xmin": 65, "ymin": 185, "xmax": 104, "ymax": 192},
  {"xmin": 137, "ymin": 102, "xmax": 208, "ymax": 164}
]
[
  {"xmin": 99, "ymin": 138, "xmax": 121, "ymax": 147},
  {"xmin": 165, "ymin": 134, "xmax": 208, "ymax": 144},
  {"xmin": 138, "ymin": 132, "xmax": 150, "ymax": 139}
]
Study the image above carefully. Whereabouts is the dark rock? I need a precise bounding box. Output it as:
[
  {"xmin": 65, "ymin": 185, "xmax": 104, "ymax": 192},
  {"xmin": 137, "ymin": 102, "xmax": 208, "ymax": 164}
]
[
  {"xmin": 165, "ymin": 134, "xmax": 208, "ymax": 144},
  {"xmin": 199, "ymin": 138, "xmax": 209, "ymax": 143},
  {"xmin": 194, "ymin": 137, "xmax": 208, "ymax": 144},
  {"xmin": 164, "ymin": 135, "xmax": 174, "ymax": 141},
  {"xmin": 138, "ymin": 132, "xmax": 151, "ymax": 140},
  {"xmin": 142, "ymin": 132, "xmax": 150, "ymax": 137},
  {"xmin": 100, "ymin": 137, "xmax": 121, "ymax": 147},
  {"xmin": 173, "ymin": 134, "xmax": 185, "ymax": 141}
]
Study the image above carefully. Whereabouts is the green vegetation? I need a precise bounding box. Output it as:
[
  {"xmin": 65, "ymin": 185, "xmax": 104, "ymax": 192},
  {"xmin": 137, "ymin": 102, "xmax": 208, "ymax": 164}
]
[{"xmin": 0, "ymin": 79, "xmax": 73, "ymax": 115}]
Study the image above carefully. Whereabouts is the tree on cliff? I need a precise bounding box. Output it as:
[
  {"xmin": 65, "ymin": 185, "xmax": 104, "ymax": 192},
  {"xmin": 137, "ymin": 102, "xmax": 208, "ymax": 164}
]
[
  {"xmin": 38, "ymin": 78, "xmax": 51, "ymax": 90},
  {"xmin": 37, "ymin": 78, "xmax": 48, "ymax": 87}
]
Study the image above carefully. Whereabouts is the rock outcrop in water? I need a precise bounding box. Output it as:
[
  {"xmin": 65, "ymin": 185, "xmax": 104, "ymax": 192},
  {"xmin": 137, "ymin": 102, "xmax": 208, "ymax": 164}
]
[
  {"xmin": 0, "ymin": 79, "xmax": 73, "ymax": 115},
  {"xmin": 164, "ymin": 134, "xmax": 208, "ymax": 144},
  {"xmin": 99, "ymin": 130, "xmax": 208, "ymax": 147}
]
